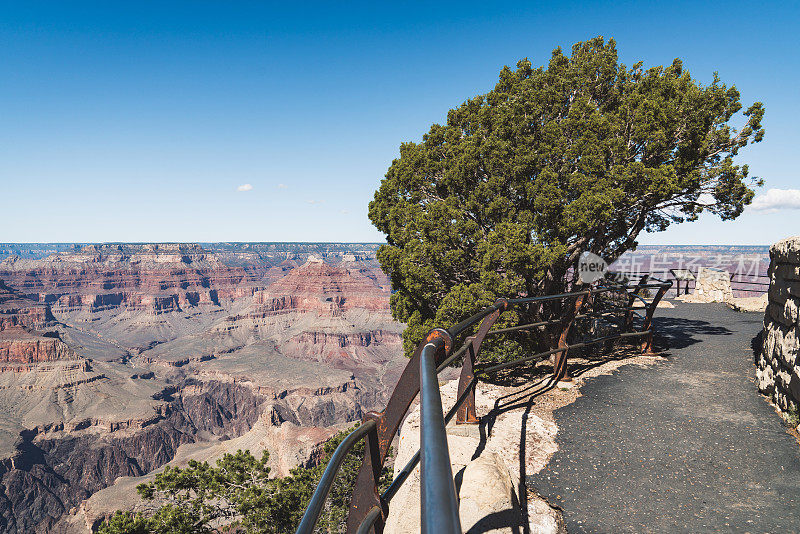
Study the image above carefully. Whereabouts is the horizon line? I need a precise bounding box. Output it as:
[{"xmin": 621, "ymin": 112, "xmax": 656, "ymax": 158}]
[{"xmin": 0, "ymin": 241, "xmax": 774, "ymax": 247}]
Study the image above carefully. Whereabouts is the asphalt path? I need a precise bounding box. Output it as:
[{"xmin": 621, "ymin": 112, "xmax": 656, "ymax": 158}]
[{"xmin": 526, "ymin": 302, "xmax": 800, "ymax": 533}]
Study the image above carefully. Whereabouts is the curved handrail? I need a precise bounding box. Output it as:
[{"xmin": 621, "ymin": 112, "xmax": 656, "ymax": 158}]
[
  {"xmin": 295, "ymin": 419, "xmax": 378, "ymax": 533},
  {"xmin": 419, "ymin": 340, "xmax": 461, "ymax": 533},
  {"xmin": 295, "ymin": 276, "xmax": 672, "ymax": 534},
  {"xmin": 380, "ymin": 373, "xmax": 480, "ymax": 503},
  {"xmin": 355, "ymin": 506, "xmax": 382, "ymax": 534}
]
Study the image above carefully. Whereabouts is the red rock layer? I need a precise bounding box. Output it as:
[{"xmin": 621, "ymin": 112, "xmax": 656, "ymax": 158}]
[
  {"xmin": 0, "ymin": 280, "xmax": 54, "ymax": 331},
  {"xmin": 252, "ymin": 260, "xmax": 389, "ymax": 315},
  {"xmin": 0, "ymin": 243, "xmax": 262, "ymax": 315},
  {"xmin": 0, "ymin": 328, "xmax": 76, "ymax": 365},
  {"xmin": 290, "ymin": 330, "xmax": 401, "ymax": 348},
  {"xmin": 283, "ymin": 329, "xmax": 402, "ymax": 368}
]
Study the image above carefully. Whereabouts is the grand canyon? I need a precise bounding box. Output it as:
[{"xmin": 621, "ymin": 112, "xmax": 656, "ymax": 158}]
[
  {"xmin": 0, "ymin": 242, "xmax": 776, "ymax": 532},
  {"xmin": 0, "ymin": 243, "xmax": 406, "ymax": 533}
]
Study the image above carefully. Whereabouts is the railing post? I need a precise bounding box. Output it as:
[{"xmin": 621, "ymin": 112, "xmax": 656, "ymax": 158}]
[
  {"xmin": 640, "ymin": 281, "xmax": 670, "ymax": 354},
  {"xmin": 347, "ymin": 328, "xmax": 452, "ymax": 534},
  {"xmin": 552, "ymin": 294, "xmax": 585, "ymax": 382},
  {"xmin": 625, "ymin": 274, "xmax": 649, "ymax": 331},
  {"xmin": 348, "ymin": 412, "xmax": 385, "ymax": 533},
  {"xmin": 456, "ymin": 299, "xmax": 505, "ymax": 424},
  {"xmin": 456, "ymin": 337, "xmax": 477, "ymax": 423}
]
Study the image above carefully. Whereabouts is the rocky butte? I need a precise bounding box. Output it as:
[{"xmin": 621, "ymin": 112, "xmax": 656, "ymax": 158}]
[{"xmin": 0, "ymin": 243, "xmax": 404, "ymax": 533}]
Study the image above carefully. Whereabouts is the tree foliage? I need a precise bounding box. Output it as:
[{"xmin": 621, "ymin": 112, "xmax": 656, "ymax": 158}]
[
  {"xmin": 98, "ymin": 426, "xmax": 392, "ymax": 534},
  {"xmin": 368, "ymin": 37, "xmax": 764, "ymax": 359}
]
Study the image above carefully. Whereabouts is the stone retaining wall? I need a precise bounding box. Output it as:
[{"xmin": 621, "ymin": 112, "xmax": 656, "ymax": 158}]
[
  {"xmin": 676, "ymin": 267, "xmax": 733, "ymax": 303},
  {"xmin": 757, "ymin": 236, "xmax": 800, "ymax": 416}
]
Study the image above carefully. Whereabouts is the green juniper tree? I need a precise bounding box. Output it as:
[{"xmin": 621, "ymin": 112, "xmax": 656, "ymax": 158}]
[
  {"xmin": 98, "ymin": 426, "xmax": 392, "ymax": 534},
  {"xmin": 368, "ymin": 37, "xmax": 764, "ymax": 360}
]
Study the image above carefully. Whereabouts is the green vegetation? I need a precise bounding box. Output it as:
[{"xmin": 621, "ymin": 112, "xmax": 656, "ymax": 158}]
[
  {"xmin": 784, "ymin": 403, "xmax": 800, "ymax": 429},
  {"xmin": 99, "ymin": 426, "xmax": 392, "ymax": 534},
  {"xmin": 368, "ymin": 37, "xmax": 764, "ymax": 360}
]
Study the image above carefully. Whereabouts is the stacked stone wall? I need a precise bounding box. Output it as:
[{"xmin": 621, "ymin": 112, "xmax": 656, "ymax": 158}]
[
  {"xmin": 757, "ymin": 236, "xmax": 800, "ymax": 415},
  {"xmin": 677, "ymin": 267, "xmax": 734, "ymax": 303}
]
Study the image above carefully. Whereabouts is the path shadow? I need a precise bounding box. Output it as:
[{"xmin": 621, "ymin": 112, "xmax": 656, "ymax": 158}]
[
  {"xmin": 462, "ymin": 373, "xmax": 559, "ymax": 534},
  {"xmin": 751, "ymin": 329, "xmax": 764, "ymax": 364},
  {"xmin": 651, "ymin": 316, "xmax": 733, "ymax": 350}
]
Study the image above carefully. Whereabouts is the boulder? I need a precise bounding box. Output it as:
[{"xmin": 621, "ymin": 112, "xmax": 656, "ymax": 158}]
[
  {"xmin": 458, "ymin": 453, "xmax": 524, "ymax": 533},
  {"xmin": 771, "ymin": 236, "xmax": 800, "ymax": 264},
  {"xmin": 727, "ymin": 293, "xmax": 768, "ymax": 313}
]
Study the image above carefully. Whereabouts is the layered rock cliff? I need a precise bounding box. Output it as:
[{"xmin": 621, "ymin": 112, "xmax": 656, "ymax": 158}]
[
  {"xmin": 0, "ymin": 329, "xmax": 76, "ymax": 367},
  {"xmin": 0, "ymin": 244, "xmax": 404, "ymax": 533},
  {"xmin": 0, "ymin": 282, "xmax": 54, "ymax": 332},
  {"xmin": 0, "ymin": 243, "xmax": 261, "ymax": 317},
  {"xmin": 250, "ymin": 259, "xmax": 390, "ymax": 315}
]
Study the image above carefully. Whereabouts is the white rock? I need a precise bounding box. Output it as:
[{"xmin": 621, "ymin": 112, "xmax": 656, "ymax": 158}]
[
  {"xmin": 384, "ymin": 380, "xmax": 563, "ymax": 534},
  {"xmin": 458, "ymin": 453, "xmax": 524, "ymax": 533},
  {"xmin": 776, "ymin": 369, "xmax": 792, "ymax": 390},
  {"xmin": 528, "ymin": 493, "xmax": 567, "ymax": 534},
  {"xmin": 784, "ymin": 296, "xmax": 800, "ymax": 326},
  {"xmin": 756, "ymin": 365, "xmax": 775, "ymax": 395},
  {"xmin": 727, "ymin": 293, "xmax": 768, "ymax": 313}
]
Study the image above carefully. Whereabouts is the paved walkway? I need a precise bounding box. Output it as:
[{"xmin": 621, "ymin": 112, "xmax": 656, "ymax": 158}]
[{"xmin": 526, "ymin": 302, "xmax": 800, "ymax": 533}]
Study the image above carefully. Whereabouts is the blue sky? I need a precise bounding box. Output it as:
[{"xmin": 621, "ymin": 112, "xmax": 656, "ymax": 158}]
[{"xmin": 1, "ymin": 1, "xmax": 797, "ymax": 244}]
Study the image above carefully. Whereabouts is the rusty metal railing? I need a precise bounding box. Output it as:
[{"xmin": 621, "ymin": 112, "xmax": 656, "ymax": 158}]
[
  {"xmin": 662, "ymin": 268, "xmax": 770, "ymax": 297},
  {"xmin": 295, "ymin": 275, "xmax": 672, "ymax": 534}
]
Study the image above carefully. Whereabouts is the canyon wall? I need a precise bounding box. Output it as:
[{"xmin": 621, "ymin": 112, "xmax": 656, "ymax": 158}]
[
  {"xmin": 0, "ymin": 281, "xmax": 54, "ymax": 332},
  {"xmin": 757, "ymin": 236, "xmax": 800, "ymax": 417},
  {"xmin": 0, "ymin": 378, "xmax": 373, "ymax": 533},
  {"xmin": 0, "ymin": 243, "xmax": 261, "ymax": 317},
  {"xmin": 0, "ymin": 243, "xmax": 404, "ymax": 533}
]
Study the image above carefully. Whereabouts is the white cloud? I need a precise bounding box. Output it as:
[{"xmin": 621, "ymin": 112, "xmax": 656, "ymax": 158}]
[
  {"xmin": 237, "ymin": 184, "xmax": 253, "ymax": 192},
  {"xmin": 750, "ymin": 188, "xmax": 800, "ymax": 212},
  {"xmin": 340, "ymin": 209, "xmax": 349, "ymax": 214},
  {"xmin": 277, "ymin": 183, "xmax": 287, "ymax": 189},
  {"xmin": 306, "ymin": 199, "xmax": 324, "ymax": 205}
]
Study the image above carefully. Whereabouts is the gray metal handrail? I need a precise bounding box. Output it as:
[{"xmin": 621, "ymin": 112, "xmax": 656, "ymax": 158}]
[
  {"xmin": 355, "ymin": 506, "xmax": 383, "ymax": 534},
  {"xmin": 295, "ymin": 419, "xmax": 377, "ymax": 534},
  {"xmin": 419, "ymin": 340, "xmax": 461, "ymax": 534},
  {"xmin": 380, "ymin": 371, "xmax": 481, "ymax": 503}
]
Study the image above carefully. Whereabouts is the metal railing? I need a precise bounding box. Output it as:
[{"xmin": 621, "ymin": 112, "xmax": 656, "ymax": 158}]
[
  {"xmin": 296, "ymin": 275, "xmax": 672, "ymax": 534},
  {"xmin": 661, "ymin": 268, "xmax": 770, "ymax": 297},
  {"xmin": 728, "ymin": 271, "xmax": 770, "ymax": 294}
]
